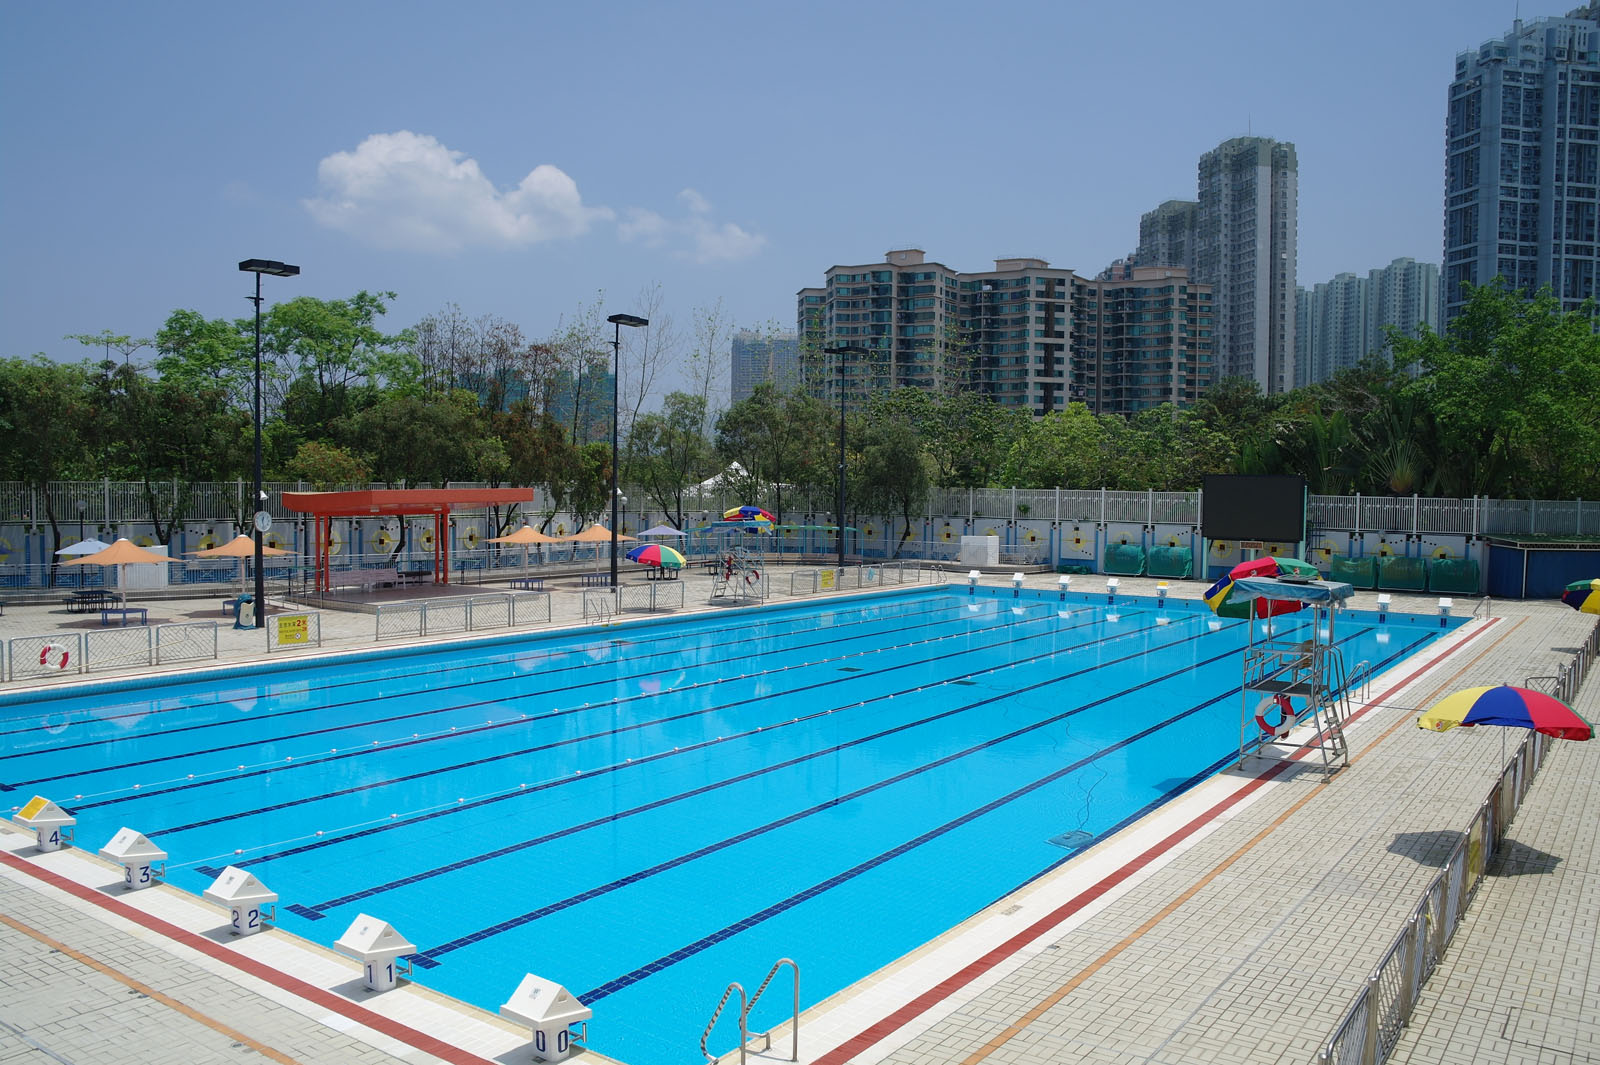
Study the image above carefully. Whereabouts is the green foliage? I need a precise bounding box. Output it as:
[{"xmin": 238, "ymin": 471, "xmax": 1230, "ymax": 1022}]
[
  {"xmin": 288, "ymin": 440, "xmax": 370, "ymax": 490},
  {"xmin": 630, "ymin": 392, "xmax": 709, "ymax": 527},
  {"xmin": 713, "ymin": 384, "xmax": 834, "ymax": 519}
]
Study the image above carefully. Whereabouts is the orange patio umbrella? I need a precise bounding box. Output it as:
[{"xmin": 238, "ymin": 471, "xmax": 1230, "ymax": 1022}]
[
  {"xmin": 565, "ymin": 523, "xmax": 638, "ymax": 573},
  {"xmin": 188, "ymin": 533, "xmax": 293, "ymax": 595},
  {"xmin": 488, "ymin": 524, "xmax": 561, "ymax": 574},
  {"xmin": 61, "ymin": 538, "xmax": 172, "ymax": 604}
]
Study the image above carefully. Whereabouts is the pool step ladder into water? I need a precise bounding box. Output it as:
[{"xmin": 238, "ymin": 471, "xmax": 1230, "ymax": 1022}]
[{"xmin": 700, "ymin": 957, "xmax": 799, "ymax": 1065}]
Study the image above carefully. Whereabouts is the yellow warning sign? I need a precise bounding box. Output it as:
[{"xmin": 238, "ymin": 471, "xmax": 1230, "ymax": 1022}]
[
  {"xmin": 276, "ymin": 614, "xmax": 310, "ymax": 645},
  {"xmin": 18, "ymin": 796, "xmax": 49, "ymax": 820}
]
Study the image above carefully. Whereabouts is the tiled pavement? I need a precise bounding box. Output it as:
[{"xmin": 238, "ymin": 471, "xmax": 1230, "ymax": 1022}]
[{"xmin": 0, "ymin": 573, "xmax": 1594, "ymax": 1065}]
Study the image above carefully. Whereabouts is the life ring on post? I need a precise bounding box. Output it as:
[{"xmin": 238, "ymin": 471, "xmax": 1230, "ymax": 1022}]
[
  {"xmin": 39, "ymin": 644, "xmax": 70, "ymax": 670},
  {"xmin": 1254, "ymin": 693, "xmax": 1298, "ymax": 740}
]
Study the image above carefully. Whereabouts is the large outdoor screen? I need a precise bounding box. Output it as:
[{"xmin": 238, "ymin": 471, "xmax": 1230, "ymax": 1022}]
[{"xmin": 1201, "ymin": 475, "xmax": 1306, "ymax": 543}]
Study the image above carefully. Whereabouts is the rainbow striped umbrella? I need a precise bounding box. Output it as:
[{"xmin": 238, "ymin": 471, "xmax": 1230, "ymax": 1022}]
[
  {"xmin": 1418, "ymin": 685, "xmax": 1592, "ymax": 741},
  {"xmin": 626, "ymin": 543, "xmax": 686, "ymax": 570},
  {"xmin": 1562, "ymin": 578, "xmax": 1600, "ymax": 615},
  {"xmin": 1203, "ymin": 556, "xmax": 1318, "ymax": 619}
]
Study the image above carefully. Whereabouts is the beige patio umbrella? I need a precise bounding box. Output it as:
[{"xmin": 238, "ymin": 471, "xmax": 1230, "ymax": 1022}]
[
  {"xmin": 487, "ymin": 524, "xmax": 560, "ymax": 575},
  {"xmin": 61, "ymin": 538, "xmax": 172, "ymax": 605},
  {"xmin": 188, "ymin": 533, "xmax": 292, "ymax": 596},
  {"xmin": 565, "ymin": 523, "xmax": 638, "ymax": 573}
]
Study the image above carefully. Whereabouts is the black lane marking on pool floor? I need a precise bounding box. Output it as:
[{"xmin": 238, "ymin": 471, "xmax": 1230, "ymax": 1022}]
[
  {"xmin": 1, "ymin": 597, "xmax": 963, "ymax": 776},
  {"xmin": 192, "ymin": 610, "xmax": 1215, "ymax": 877},
  {"xmin": 574, "ymin": 621, "xmax": 1412, "ymax": 1004},
  {"xmin": 291, "ymin": 612, "xmax": 1243, "ymax": 922},
  {"xmin": 405, "ymin": 627, "xmax": 1276, "ymax": 966},
  {"xmin": 0, "ymin": 595, "xmax": 956, "ymax": 740},
  {"xmin": 42, "ymin": 600, "xmax": 1062, "ymax": 800}
]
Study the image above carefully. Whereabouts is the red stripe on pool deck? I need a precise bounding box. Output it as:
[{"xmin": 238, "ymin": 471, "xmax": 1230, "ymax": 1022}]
[
  {"xmin": 0, "ymin": 848, "xmax": 504, "ymax": 1065},
  {"xmin": 810, "ymin": 617, "xmax": 1500, "ymax": 1065}
]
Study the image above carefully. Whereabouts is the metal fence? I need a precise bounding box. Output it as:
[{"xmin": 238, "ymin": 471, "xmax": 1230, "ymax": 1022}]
[
  {"xmin": 617, "ymin": 582, "xmax": 686, "ymax": 614},
  {"xmin": 372, "ymin": 593, "xmax": 553, "ymax": 642},
  {"xmin": 2, "ymin": 622, "xmax": 221, "ymax": 682},
  {"xmin": 1317, "ymin": 731, "xmax": 1549, "ymax": 1063},
  {"xmin": 266, "ymin": 612, "xmax": 323, "ymax": 653}
]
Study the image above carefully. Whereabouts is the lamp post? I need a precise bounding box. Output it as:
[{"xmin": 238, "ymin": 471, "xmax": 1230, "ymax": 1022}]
[
  {"xmin": 605, "ymin": 313, "xmax": 649, "ymax": 589},
  {"xmin": 76, "ymin": 500, "xmax": 86, "ymax": 543},
  {"xmin": 238, "ymin": 259, "xmax": 300, "ymax": 627},
  {"xmin": 823, "ymin": 345, "xmax": 867, "ymax": 572}
]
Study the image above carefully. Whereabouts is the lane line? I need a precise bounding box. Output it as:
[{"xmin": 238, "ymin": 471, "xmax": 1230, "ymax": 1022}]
[{"xmin": 808, "ymin": 616, "xmax": 1504, "ymax": 1065}]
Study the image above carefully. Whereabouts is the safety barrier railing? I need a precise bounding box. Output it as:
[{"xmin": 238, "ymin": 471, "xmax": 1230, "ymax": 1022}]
[
  {"xmin": 265, "ymin": 612, "xmax": 322, "ymax": 652},
  {"xmin": 374, "ymin": 601, "xmax": 425, "ymax": 641},
  {"xmin": 373, "ymin": 594, "xmax": 554, "ymax": 642},
  {"xmin": 155, "ymin": 621, "xmax": 219, "ymax": 664},
  {"xmin": 1316, "ymin": 732, "xmax": 1551, "ymax": 1063},
  {"xmin": 7, "ymin": 633, "xmax": 84, "ymax": 680},
  {"xmin": 789, "ymin": 569, "xmax": 820, "ymax": 596},
  {"xmin": 617, "ymin": 582, "xmax": 684, "ymax": 614},
  {"xmin": 510, "ymin": 591, "xmax": 551, "ymax": 626}
]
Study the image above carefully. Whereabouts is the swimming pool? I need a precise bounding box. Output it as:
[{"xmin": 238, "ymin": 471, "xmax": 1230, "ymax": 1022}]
[{"xmin": 1, "ymin": 587, "xmax": 1461, "ymax": 1064}]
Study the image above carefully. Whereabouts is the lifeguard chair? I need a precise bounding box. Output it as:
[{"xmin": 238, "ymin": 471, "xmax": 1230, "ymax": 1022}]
[{"xmin": 1231, "ymin": 574, "xmax": 1358, "ymax": 770}]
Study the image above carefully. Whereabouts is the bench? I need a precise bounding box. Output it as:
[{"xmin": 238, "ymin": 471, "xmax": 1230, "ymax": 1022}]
[
  {"xmin": 66, "ymin": 590, "xmax": 118, "ymax": 613},
  {"xmin": 101, "ymin": 607, "xmax": 148, "ymax": 626},
  {"xmin": 330, "ymin": 568, "xmax": 401, "ymax": 591},
  {"xmin": 509, "ymin": 576, "xmax": 545, "ymax": 591},
  {"xmin": 580, "ymin": 572, "xmax": 610, "ymax": 587}
]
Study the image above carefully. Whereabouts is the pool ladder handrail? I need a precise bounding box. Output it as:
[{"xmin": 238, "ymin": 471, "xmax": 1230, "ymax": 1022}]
[{"xmin": 700, "ymin": 957, "xmax": 799, "ymax": 1065}]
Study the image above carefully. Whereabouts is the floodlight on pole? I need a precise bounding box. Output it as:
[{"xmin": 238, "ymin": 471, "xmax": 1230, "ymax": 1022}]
[
  {"xmin": 238, "ymin": 259, "xmax": 300, "ymax": 630},
  {"xmin": 822, "ymin": 345, "xmax": 867, "ymax": 573},
  {"xmin": 605, "ymin": 313, "xmax": 649, "ymax": 590}
]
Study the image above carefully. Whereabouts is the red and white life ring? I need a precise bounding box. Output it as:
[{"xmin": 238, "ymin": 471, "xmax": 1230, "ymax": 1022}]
[
  {"xmin": 39, "ymin": 644, "xmax": 70, "ymax": 670},
  {"xmin": 1254, "ymin": 693, "xmax": 1298, "ymax": 739}
]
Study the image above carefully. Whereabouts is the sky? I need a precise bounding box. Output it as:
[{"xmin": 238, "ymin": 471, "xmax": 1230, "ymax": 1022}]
[{"xmin": 0, "ymin": 0, "xmax": 1530, "ymax": 405}]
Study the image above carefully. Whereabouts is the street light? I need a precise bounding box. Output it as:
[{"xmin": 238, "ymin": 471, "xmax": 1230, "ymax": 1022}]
[
  {"xmin": 822, "ymin": 345, "xmax": 867, "ymax": 572},
  {"xmin": 238, "ymin": 259, "xmax": 300, "ymax": 628},
  {"xmin": 606, "ymin": 313, "xmax": 649, "ymax": 589}
]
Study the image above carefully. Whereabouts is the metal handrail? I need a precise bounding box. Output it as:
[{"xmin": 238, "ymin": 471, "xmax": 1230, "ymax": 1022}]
[
  {"xmin": 1472, "ymin": 596, "xmax": 1492, "ymax": 618},
  {"xmin": 700, "ymin": 982, "xmax": 748, "ymax": 1065},
  {"xmin": 743, "ymin": 957, "xmax": 799, "ymax": 1062}
]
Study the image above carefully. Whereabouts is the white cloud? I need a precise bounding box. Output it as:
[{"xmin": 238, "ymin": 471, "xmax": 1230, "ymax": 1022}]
[
  {"xmin": 304, "ymin": 134, "xmax": 764, "ymax": 263},
  {"xmin": 304, "ymin": 131, "xmax": 612, "ymax": 253},
  {"xmin": 618, "ymin": 188, "xmax": 766, "ymax": 264}
]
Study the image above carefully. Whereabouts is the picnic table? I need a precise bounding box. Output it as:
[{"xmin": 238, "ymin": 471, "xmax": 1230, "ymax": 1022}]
[{"xmin": 66, "ymin": 589, "xmax": 118, "ymax": 613}]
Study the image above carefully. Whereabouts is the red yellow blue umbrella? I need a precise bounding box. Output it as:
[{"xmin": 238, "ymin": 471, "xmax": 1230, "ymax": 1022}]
[
  {"xmin": 1562, "ymin": 578, "xmax": 1600, "ymax": 615},
  {"xmin": 626, "ymin": 543, "xmax": 686, "ymax": 570},
  {"xmin": 723, "ymin": 505, "xmax": 775, "ymax": 524},
  {"xmin": 1418, "ymin": 684, "xmax": 1592, "ymax": 740},
  {"xmin": 1204, "ymin": 556, "xmax": 1318, "ymax": 619}
]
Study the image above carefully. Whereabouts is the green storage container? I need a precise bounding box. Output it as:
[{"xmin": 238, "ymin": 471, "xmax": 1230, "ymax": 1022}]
[
  {"xmin": 1102, "ymin": 543, "xmax": 1146, "ymax": 576},
  {"xmin": 1377, "ymin": 555, "xmax": 1427, "ymax": 591},
  {"xmin": 1427, "ymin": 557, "xmax": 1480, "ymax": 594},
  {"xmin": 1329, "ymin": 556, "xmax": 1377, "ymax": 589},
  {"xmin": 1147, "ymin": 546, "xmax": 1193, "ymax": 579}
]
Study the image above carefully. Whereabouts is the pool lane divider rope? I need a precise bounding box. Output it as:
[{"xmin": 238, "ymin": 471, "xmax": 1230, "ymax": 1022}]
[
  {"xmin": 0, "ymin": 851, "xmax": 504, "ymax": 1065},
  {"xmin": 187, "ymin": 608, "xmax": 1223, "ymax": 877},
  {"xmin": 23, "ymin": 599, "xmax": 1116, "ymax": 801},
  {"xmin": 808, "ymin": 615, "xmax": 1507, "ymax": 1065},
  {"xmin": 409, "ymin": 627, "xmax": 1405, "ymax": 967},
  {"xmin": 138, "ymin": 607, "xmax": 1180, "ymax": 845},
  {"xmin": 2, "ymin": 597, "xmax": 969, "ymax": 783},
  {"xmin": 293, "ymin": 613, "xmax": 1266, "ymax": 924},
  {"xmin": 569, "ymin": 625, "xmax": 1428, "ymax": 1003},
  {"xmin": 0, "ymin": 596, "xmax": 961, "ymax": 751}
]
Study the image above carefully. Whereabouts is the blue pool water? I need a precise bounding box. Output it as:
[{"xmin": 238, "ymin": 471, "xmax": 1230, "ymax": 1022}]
[{"xmin": 0, "ymin": 588, "xmax": 1461, "ymax": 1064}]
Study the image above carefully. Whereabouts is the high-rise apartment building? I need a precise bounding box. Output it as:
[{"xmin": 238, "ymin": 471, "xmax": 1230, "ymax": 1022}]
[
  {"xmin": 1136, "ymin": 200, "xmax": 1199, "ymax": 272},
  {"xmin": 1445, "ymin": 7, "xmax": 1600, "ymax": 321},
  {"xmin": 730, "ymin": 330, "xmax": 801, "ymax": 403},
  {"xmin": 1295, "ymin": 258, "xmax": 1440, "ymax": 386},
  {"xmin": 797, "ymin": 250, "xmax": 1212, "ymax": 416},
  {"xmin": 1196, "ymin": 137, "xmax": 1298, "ymax": 393},
  {"xmin": 1135, "ymin": 139, "xmax": 1297, "ymax": 393}
]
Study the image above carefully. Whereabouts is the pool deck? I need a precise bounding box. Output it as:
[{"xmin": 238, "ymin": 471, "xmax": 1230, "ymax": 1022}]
[{"xmin": 0, "ymin": 572, "xmax": 1595, "ymax": 1065}]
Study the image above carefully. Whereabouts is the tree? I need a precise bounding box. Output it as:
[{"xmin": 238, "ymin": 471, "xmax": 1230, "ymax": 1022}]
[
  {"xmin": 153, "ymin": 310, "xmax": 252, "ymax": 408},
  {"xmin": 714, "ymin": 384, "xmax": 833, "ymax": 520},
  {"xmin": 999, "ymin": 404, "xmax": 1111, "ymax": 488},
  {"xmin": 630, "ymin": 392, "xmax": 708, "ymax": 527},
  {"xmin": 0, "ymin": 357, "xmax": 94, "ymax": 566},
  {"xmin": 258, "ymin": 290, "xmax": 411, "ymax": 437},
  {"xmin": 288, "ymin": 440, "xmax": 370, "ymax": 490},
  {"xmin": 1394, "ymin": 282, "xmax": 1600, "ymax": 498},
  {"xmin": 66, "ymin": 330, "xmax": 151, "ymax": 369},
  {"xmin": 855, "ymin": 403, "xmax": 932, "ymax": 556},
  {"xmin": 688, "ymin": 297, "xmax": 734, "ymax": 439}
]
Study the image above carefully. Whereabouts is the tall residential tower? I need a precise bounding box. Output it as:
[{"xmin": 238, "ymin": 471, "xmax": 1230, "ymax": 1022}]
[{"xmin": 1445, "ymin": 7, "xmax": 1600, "ymax": 320}]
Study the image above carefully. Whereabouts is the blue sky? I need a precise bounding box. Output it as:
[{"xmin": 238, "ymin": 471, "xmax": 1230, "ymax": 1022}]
[{"xmin": 0, "ymin": 0, "xmax": 1524, "ymax": 403}]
